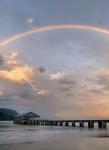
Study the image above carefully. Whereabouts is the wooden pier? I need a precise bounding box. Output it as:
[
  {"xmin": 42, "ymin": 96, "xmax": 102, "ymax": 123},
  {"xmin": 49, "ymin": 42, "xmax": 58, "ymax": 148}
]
[
  {"xmin": 13, "ymin": 112, "xmax": 109, "ymax": 129},
  {"xmin": 17, "ymin": 119, "xmax": 109, "ymax": 129}
]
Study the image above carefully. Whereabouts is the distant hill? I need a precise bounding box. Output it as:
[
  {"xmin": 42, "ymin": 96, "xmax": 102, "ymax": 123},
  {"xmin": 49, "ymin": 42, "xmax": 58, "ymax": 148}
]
[{"xmin": 0, "ymin": 108, "xmax": 18, "ymax": 121}]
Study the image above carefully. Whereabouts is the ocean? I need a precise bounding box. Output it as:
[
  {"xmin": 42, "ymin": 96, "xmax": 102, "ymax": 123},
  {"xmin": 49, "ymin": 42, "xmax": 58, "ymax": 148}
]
[{"xmin": 0, "ymin": 121, "xmax": 109, "ymax": 145}]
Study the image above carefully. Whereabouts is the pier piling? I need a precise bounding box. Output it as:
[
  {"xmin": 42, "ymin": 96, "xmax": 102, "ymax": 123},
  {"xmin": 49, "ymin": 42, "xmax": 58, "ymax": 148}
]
[
  {"xmin": 98, "ymin": 121, "xmax": 107, "ymax": 128},
  {"xmin": 88, "ymin": 121, "xmax": 94, "ymax": 128},
  {"xmin": 65, "ymin": 122, "xmax": 69, "ymax": 126},
  {"xmin": 72, "ymin": 121, "xmax": 75, "ymax": 126},
  {"xmin": 80, "ymin": 121, "xmax": 84, "ymax": 127}
]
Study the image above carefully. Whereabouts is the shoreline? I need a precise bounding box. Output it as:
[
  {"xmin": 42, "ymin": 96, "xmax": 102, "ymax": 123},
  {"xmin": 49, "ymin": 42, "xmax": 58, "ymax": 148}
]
[
  {"xmin": 0, "ymin": 131, "xmax": 109, "ymax": 145},
  {"xmin": 0, "ymin": 136, "xmax": 109, "ymax": 150}
]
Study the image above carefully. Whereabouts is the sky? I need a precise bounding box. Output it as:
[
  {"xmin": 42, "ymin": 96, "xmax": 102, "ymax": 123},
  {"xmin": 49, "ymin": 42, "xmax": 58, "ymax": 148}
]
[{"xmin": 1, "ymin": 0, "xmax": 109, "ymax": 119}]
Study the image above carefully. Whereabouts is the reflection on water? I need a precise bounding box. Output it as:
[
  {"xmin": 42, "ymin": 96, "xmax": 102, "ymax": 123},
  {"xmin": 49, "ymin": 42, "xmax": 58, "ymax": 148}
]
[{"xmin": 0, "ymin": 121, "xmax": 109, "ymax": 144}]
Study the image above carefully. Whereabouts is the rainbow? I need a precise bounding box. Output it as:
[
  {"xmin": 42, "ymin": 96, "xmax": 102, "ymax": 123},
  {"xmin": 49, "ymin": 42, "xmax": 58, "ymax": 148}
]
[{"xmin": 1, "ymin": 24, "xmax": 109, "ymax": 47}]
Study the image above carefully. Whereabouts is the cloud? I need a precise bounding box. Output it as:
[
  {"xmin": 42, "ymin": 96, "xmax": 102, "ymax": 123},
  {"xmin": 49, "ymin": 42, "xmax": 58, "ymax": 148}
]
[
  {"xmin": 58, "ymin": 78, "xmax": 76, "ymax": 85},
  {"xmin": 95, "ymin": 70, "xmax": 109, "ymax": 93},
  {"xmin": 0, "ymin": 52, "xmax": 38, "ymax": 100},
  {"xmin": 38, "ymin": 66, "xmax": 48, "ymax": 74},
  {"xmin": 50, "ymin": 68, "xmax": 76, "ymax": 81},
  {"xmin": 49, "ymin": 69, "xmax": 78, "ymax": 97},
  {"xmin": 59, "ymin": 87, "xmax": 72, "ymax": 92},
  {"xmin": 0, "ymin": 54, "xmax": 4, "ymax": 66},
  {"xmin": 37, "ymin": 89, "xmax": 49, "ymax": 96},
  {"xmin": 0, "ymin": 51, "xmax": 50, "ymax": 104},
  {"xmin": 0, "ymin": 85, "xmax": 4, "ymax": 95},
  {"xmin": 1, "ymin": 51, "xmax": 109, "ymax": 119},
  {"xmin": 86, "ymin": 69, "xmax": 109, "ymax": 95},
  {"xmin": 0, "ymin": 66, "xmax": 34, "ymax": 83},
  {"xmin": 50, "ymin": 71, "xmax": 70, "ymax": 80},
  {"xmin": 0, "ymin": 52, "xmax": 34, "ymax": 83},
  {"xmin": 25, "ymin": 17, "xmax": 35, "ymax": 25}
]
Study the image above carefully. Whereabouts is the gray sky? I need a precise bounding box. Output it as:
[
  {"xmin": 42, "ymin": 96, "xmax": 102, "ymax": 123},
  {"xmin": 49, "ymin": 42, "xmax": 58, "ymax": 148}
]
[{"xmin": 0, "ymin": 0, "xmax": 109, "ymax": 119}]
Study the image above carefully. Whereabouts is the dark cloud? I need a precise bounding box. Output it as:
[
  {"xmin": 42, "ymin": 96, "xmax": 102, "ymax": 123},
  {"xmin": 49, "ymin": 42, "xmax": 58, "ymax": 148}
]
[
  {"xmin": 59, "ymin": 87, "xmax": 72, "ymax": 92},
  {"xmin": 66, "ymin": 93, "xmax": 74, "ymax": 97},
  {"xmin": 0, "ymin": 54, "xmax": 4, "ymax": 66},
  {"xmin": 38, "ymin": 66, "xmax": 47, "ymax": 74},
  {"xmin": 58, "ymin": 78, "xmax": 76, "ymax": 85}
]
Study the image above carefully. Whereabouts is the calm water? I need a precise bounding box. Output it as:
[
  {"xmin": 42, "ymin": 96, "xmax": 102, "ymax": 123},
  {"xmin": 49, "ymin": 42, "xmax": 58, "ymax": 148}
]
[{"xmin": 0, "ymin": 121, "xmax": 109, "ymax": 144}]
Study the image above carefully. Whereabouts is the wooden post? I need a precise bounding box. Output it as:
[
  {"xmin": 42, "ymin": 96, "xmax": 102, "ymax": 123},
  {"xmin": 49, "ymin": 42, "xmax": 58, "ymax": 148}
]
[
  {"xmin": 47, "ymin": 121, "xmax": 50, "ymax": 126},
  {"xmin": 49, "ymin": 121, "xmax": 53, "ymax": 126},
  {"xmin": 32, "ymin": 120, "xmax": 34, "ymax": 125},
  {"xmin": 43, "ymin": 121, "xmax": 45, "ymax": 125},
  {"xmin": 98, "ymin": 121, "xmax": 102, "ymax": 128},
  {"xmin": 41, "ymin": 121, "xmax": 43, "ymax": 125},
  {"xmin": 59, "ymin": 121, "xmax": 63, "ymax": 126},
  {"xmin": 33, "ymin": 120, "xmax": 35, "ymax": 125},
  {"xmin": 36, "ymin": 120, "xmax": 39, "ymax": 125},
  {"xmin": 45, "ymin": 121, "xmax": 49, "ymax": 126},
  {"xmin": 54, "ymin": 121, "xmax": 58, "ymax": 126},
  {"xmin": 98, "ymin": 121, "xmax": 107, "ymax": 128},
  {"xmin": 72, "ymin": 121, "xmax": 75, "ymax": 127},
  {"xmin": 88, "ymin": 121, "xmax": 94, "ymax": 128},
  {"xmin": 65, "ymin": 122, "xmax": 69, "ymax": 126},
  {"xmin": 56, "ymin": 121, "xmax": 58, "ymax": 126},
  {"xmin": 102, "ymin": 121, "xmax": 107, "ymax": 128},
  {"xmin": 80, "ymin": 121, "xmax": 84, "ymax": 127}
]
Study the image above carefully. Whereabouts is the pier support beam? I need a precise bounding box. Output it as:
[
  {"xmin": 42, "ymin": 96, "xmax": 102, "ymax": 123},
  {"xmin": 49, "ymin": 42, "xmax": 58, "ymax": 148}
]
[
  {"xmin": 33, "ymin": 120, "xmax": 36, "ymax": 125},
  {"xmin": 53, "ymin": 121, "xmax": 58, "ymax": 126},
  {"xmin": 41, "ymin": 121, "xmax": 44, "ymax": 125},
  {"xmin": 32, "ymin": 120, "xmax": 34, "ymax": 125},
  {"xmin": 48, "ymin": 121, "xmax": 50, "ymax": 126},
  {"xmin": 43, "ymin": 121, "xmax": 45, "ymax": 125},
  {"xmin": 50, "ymin": 121, "xmax": 54, "ymax": 126},
  {"xmin": 80, "ymin": 121, "xmax": 84, "ymax": 127},
  {"xmin": 102, "ymin": 121, "xmax": 107, "ymax": 128},
  {"xmin": 65, "ymin": 122, "xmax": 69, "ymax": 126},
  {"xmin": 48, "ymin": 121, "xmax": 51, "ymax": 126},
  {"xmin": 36, "ymin": 121, "xmax": 39, "ymax": 125},
  {"xmin": 88, "ymin": 121, "xmax": 94, "ymax": 128},
  {"xmin": 98, "ymin": 121, "xmax": 102, "ymax": 128},
  {"xmin": 34, "ymin": 120, "xmax": 36, "ymax": 125},
  {"xmin": 54, "ymin": 121, "xmax": 58, "ymax": 126},
  {"xmin": 46, "ymin": 121, "xmax": 49, "ymax": 125},
  {"xmin": 59, "ymin": 122, "xmax": 63, "ymax": 126},
  {"xmin": 45, "ymin": 121, "xmax": 49, "ymax": 126},
  {"xmin": 72, "ymin": 121, "xmax": 75, "ymax": 127},
  {"xmin": 98, "ymin": 121, "xmax": 107, "ymax": 128}
]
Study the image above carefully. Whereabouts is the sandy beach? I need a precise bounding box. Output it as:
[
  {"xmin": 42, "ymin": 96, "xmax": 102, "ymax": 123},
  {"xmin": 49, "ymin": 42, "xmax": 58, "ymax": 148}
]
[{"xmin": 0, "ymin": 136, "xmax": 109, "ymax": 150}]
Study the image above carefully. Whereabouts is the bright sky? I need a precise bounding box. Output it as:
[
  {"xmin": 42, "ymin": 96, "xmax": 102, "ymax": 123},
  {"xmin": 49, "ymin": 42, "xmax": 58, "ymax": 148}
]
[{"xmin": 0, "ymin": 0, "xmax": 109, "ymax": 119}]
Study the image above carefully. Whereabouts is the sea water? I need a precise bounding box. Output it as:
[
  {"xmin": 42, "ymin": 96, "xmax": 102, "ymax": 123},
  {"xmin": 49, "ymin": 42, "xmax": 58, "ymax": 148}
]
[{"xmin": 0, "ymin": 121, "xmax": 109, "ymax": 144}]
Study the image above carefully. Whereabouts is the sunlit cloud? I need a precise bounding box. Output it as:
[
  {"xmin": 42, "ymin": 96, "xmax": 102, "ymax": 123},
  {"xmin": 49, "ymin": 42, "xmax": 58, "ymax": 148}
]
[
  {"xmin": 37, "ymin": 89, "xmax": 49, "ymax": 96},
  {"xmin": 0, "ymin": 66, "xmax": 34, "ymax": 83},
  {"xmin": 0, "ymin": 52, "xmax": 41, "ymax": 99},
  {"xmin": 0, "ymin": 85, "xmax": 4, "ymax": 95},
  {"xmin": 50, "ymin": 72, "xmax": 65, "ymax": 80},
  {"xmin": 50, "ymin": 68, "xmax": 75, "ymax": 80},
  {"xmin": 0, "ymin": 52, "xmax": 34, "ymax": 83},
  {"xmin": 98, "ymin": 69, "xmax": 109, "ymax": 79}
]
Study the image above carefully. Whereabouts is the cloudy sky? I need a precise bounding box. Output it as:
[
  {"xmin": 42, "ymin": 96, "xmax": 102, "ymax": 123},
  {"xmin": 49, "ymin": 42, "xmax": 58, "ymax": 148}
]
[{"xmin": 0, "ymin": 0, "xmax": 109, "ymax": 119}]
